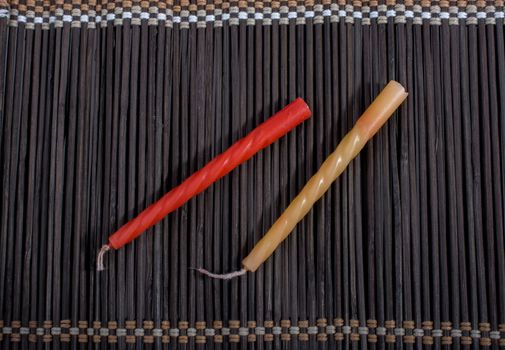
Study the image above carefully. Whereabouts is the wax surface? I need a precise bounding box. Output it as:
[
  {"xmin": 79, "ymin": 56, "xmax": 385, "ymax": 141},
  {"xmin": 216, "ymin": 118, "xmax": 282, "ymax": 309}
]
[
  {"xmin": 241, "ymin": 81, "xmax": 408, "ymax": 272},
  {"xmin": 108, "ymin": 98, "xmax": 311, "ymax": 249}
]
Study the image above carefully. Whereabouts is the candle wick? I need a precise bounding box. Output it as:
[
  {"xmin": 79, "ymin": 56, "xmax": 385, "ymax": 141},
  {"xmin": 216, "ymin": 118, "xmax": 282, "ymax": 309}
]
[
  {"xmin": 191, "ymin": 267, "xmax": 247, "ymax": 280},
  {"xmin": 96, "ymin": 244, "xmax": 111, "ymax": 271}
]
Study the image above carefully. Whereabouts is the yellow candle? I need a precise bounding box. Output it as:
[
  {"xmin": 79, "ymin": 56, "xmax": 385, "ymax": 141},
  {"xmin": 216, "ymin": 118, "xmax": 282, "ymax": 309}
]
[{"xmin": 241, "ymin": 80, "xmax": 408, "ymax": 272}]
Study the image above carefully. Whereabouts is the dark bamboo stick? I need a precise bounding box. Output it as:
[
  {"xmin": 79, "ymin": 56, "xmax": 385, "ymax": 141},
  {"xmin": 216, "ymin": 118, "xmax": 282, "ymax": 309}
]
[
  {"xmin": 449, "ymin": 5, "xmax": 469, "ymax": 336},
  {"xmin": 220, "ymin": 7, "xmax": 231, "ymax": 327},
  {"xmin": 431, "ymin": 18, "xmax": 445, "ymax": 348},
  {"xmin": 162, "ymin": 12, "xmax": 174, "ymax": 330},
  {"xmin": 87, "ymin": 12, "xmax": 102, "ymax": 347},
  {"xmin": 195, "ymin": 3, "xmax": 208, "ymax": 348},
  {"xmin": 75, "ymin": 15, "xmax": 91, "ymax": 327},
  {"xmin": 191, "ymin": 7, "xmax": 202, "ymax": 346},
  {"xmin": 412, "ymin": 13, "xmax": 425, "ymax": 349},
  {"xmin": 269, "ymin": 5, "xmax": 282, "ymax": 348},
  {"xmin": 169, "ymin": 6, "xmax": 182, "ymax": 344},
  {"xmin": 363, "ymin": 4, "xmax": 376, "ymax": 348},
  {"xmin": 229, "ymin": 0, "xmax": 241, "ymax": 328},
  {"xmin": 179, "ymin": 3, "xmax": 191, "ymax": 343},
  {"xmin": 286, "ymin": 2, "xmax": 298, "ymax": 348},
  {"xmin": 61, "ymin": 22, "xmax": 80, "ymax": 328},
  {"xmin": 127, "ymin": 6, "xmax": 140, "ymax": 339},
  {"xmin": 116, "ymin": 8, "xmax": 132, "ymax": 343},
  {"xmin": 440, "ymin": 7, "xmax": 461, "ymax": 341},
  {"xmin": 145, "ymin": 13, "xmax": 158, "ymax": 329},
  {"xmin": 154, "ymin": 11, "xmax": 166, "ymax": 343},
  {"xmin": 243, "ymin": 7, "xmax": 253, "ymax": 340},
  {"xmin": 201, "ymin": 5, "xmax": 216, "ymax": 348},
  {"xmin": 458, "ymin": 6, "xmax": 480, "ymax": 339},
  {"xmin": 28, "ymin": 15, "xmax": 46, "ymax": 348},
  {"xmin": 313, "ymin": 0, "xmax": 326, "ymax": 328},
  {"xmin": 330, "ymin": 3, "xmax": 342, "ymax": 338},
  {"xmin": 260, "ymin": 4, "xmax": 271, "ymax": 349},
  {"xmin": 303, "ymin": 8, "xmax": 316, "ymax": 348},
  {"xmin": 295, "ymin": 2, "xmax": 307, "ymax": 345},
  {"xmin": 347, "ymin": 5, "xmax": 359, "ymax": 346},
  {"xmin": 16, "ymin": 19, "xmax": 33, "ymax": 350},
  {"xmin": 135, "ymin": 16, "xmax": 150, "ymax": 347},
  {"xmin": 322, "ymin": 7, "xmax": 334, "ymax": 349},
  {"xmin": 468, "ymin": 11, "xmax": 489, "ymax": 327},
  {"xmin": 351, "ymin": 8, "xmax": 367, "ymax": 350},
  {"xmin": 487, "ymin": 12, "xmax": 505, "ymax": 340},
  {"xmin": 397, "ymin": 4, "xmax": 413, "ymax": 349},
  {"xmin": 1, "ymin": 17, "xmax": 21, "ymax": 329},
  {"xmin": 375, "ymin": 5, "xmax": 387, "ymax": 348},
  {"xmin": 477, "ymin": 13, "xmax": 498, "ymax": 330},
  {"xmin": 494, "ymin": 0, "xmax": 505, "ymax": 327},
  {"xmin": 422, "ymin": 11, "xmax": 437, "ymax": 332},
  {"xmin": 211, "ymin": 4, "xmax": 223, "ymax": 326}
]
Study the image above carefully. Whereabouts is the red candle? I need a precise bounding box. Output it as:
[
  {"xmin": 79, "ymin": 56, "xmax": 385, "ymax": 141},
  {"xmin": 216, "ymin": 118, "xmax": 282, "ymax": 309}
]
[{"xmin": 97, "ymin": 98, "xmax": 311, "ymax": 269}]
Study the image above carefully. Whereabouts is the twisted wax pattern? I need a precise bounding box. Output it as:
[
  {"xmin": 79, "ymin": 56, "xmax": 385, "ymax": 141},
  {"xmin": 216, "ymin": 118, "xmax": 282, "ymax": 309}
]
[
  {"xmin": 110, "ymin": 130, "xmax": 268, "ymax": 246},
  {"xmin": 107, "ymin": 98, "xmax": 310, "ymax": 249},
  {"xmin": 241, "ymin": 80, "xmax": 408, "ymax": 272},
  {"xmin": 241, "ymin": 128, "xmax": 367, "ymax": 272}
]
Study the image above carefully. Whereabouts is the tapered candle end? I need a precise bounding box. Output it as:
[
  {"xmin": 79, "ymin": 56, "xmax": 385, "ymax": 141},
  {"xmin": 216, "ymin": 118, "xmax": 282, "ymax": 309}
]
[
  {"xmin": 96, "ymin": 244, "xmax": 111, "ymax": 271},
  {"xmin": 355, "ymin": 80, "xmax": 408, "ymax": 139},
  {"xmin": 191, "ymin": 267, "xmax": 247, "ymax": 280}
]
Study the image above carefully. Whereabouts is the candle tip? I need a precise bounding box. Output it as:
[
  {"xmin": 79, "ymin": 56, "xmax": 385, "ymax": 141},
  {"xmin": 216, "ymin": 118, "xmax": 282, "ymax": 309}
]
[
  {"xmin": 191, "ymin": 267, "xmax": 247, "ymax": 280},
  {"xmin": 96, "ymin": 244, "xmax": 111, "ymax": 271}
]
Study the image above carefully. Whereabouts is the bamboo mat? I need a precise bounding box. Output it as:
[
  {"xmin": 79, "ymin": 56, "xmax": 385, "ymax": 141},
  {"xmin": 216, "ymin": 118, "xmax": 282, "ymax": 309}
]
[{"xmin": 1, "ymin": 0, "xmax": 505, "ymax": 348}]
